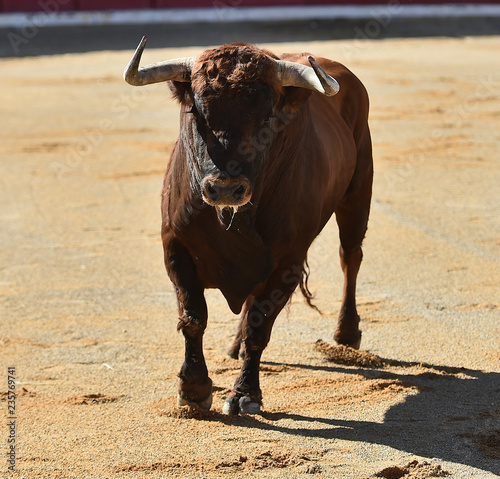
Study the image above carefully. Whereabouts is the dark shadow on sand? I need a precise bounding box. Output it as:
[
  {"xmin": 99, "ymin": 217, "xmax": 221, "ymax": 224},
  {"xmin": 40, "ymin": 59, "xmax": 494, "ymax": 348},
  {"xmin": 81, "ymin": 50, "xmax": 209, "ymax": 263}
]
[{"xmin": 206, "ymin": 359, "xmax": 500, "ymax": 476}]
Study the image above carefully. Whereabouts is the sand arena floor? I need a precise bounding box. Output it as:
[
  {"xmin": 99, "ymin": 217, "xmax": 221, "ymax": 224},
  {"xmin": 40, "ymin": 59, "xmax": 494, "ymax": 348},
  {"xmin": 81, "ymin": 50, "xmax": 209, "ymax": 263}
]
[{"xmin": 0, "ymin": 31, "xmax": 499, "ymax": 478}]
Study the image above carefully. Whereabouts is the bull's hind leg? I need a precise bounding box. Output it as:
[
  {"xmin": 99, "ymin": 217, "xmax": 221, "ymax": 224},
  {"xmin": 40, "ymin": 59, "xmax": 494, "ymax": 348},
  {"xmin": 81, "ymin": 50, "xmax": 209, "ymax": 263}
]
[
  {"xmin": 334, "ymin": 131, "xmax": 373, "ymax": 349},
  {"xmin": 334, "ymin": 238, "xmax": 364, "ymax": 349},
  {"xmin": 227, "ymin": 320, "xmax": 243, "ymax": 360},
  {"xmin": 164, "ymin": 237, "xmax": 212, "ymax": 410},
  {"xmin": 227, "ymin": 298, "xmax": 252, "ymax": 360}
]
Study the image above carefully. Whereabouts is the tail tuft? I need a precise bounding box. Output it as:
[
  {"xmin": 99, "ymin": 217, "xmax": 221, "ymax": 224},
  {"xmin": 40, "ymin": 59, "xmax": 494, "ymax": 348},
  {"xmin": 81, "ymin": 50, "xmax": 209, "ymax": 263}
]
[{"xmin": 299, "ymin": 259, "xmax": 322, "ymax": 315}]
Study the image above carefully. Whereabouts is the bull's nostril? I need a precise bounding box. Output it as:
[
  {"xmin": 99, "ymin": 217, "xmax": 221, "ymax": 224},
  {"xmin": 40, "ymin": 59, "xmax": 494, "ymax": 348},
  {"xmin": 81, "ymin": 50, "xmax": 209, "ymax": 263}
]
[
  {"xmin": 206, "ymin": 184, "xmax": 218, "ymax": 200},
  {"xmin": 233, "ymin": 185, "xmax": 246, "ymax": 199}
]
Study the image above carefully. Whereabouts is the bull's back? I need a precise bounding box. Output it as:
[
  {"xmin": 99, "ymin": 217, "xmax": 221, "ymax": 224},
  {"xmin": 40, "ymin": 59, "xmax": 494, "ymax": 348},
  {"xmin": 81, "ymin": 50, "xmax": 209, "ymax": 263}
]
[
  {"xmin": 280, "ymin": 52, "xmax": 370, "ymax": 143},
  {"xmin": 274, "ymin": 52, "xmax": 371, "ymax": 238}
]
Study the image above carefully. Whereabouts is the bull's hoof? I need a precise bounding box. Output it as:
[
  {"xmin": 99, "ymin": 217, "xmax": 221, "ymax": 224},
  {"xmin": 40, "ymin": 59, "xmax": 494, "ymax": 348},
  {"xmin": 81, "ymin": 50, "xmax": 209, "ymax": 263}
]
[
  {"xmin": 177, "ymin": 377, "xmax": 213, "ymax": 410},
  {"xmin": 227, "ymin": 344, "xmax": 240, "ymax": 359},
  {"xmin": 227, "ymin": 344, "xmax": 246, "ymax": 360},
  {"xmin": 177, "ymin": 390, "xmax": 213, "ymax": 410},
  {"xmin": 334, "ymin": 329, "xmax": 362, "ymax": 350},
  {"xmin": 227, "ymin": 347, "xmax": 239, "ymax": 360},
  {"xmin": 222, "ymin": 394, "xmax": 261, "ymax": 416},
  {"xmin": 239, "ymin": 396, "xmax": 261, "ymax": 415}
]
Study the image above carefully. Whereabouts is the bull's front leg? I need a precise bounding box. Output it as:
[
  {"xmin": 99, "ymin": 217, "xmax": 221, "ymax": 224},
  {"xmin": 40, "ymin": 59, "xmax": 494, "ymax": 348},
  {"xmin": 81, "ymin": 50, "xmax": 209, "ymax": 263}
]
[
  {"xmin": 164, "ymin": 237, "xmax": 212, "ymax": 410},
  {"xmin": 223, "ymin": 266, "xmax": 299, "ymax": 416}
]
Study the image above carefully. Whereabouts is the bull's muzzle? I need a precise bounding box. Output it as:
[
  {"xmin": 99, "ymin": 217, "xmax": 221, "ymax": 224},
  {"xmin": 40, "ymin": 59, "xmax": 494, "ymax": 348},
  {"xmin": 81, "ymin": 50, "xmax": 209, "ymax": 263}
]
[{"xmin": 201, "ymin": 175, "xmax": 252, "ymax": 208}]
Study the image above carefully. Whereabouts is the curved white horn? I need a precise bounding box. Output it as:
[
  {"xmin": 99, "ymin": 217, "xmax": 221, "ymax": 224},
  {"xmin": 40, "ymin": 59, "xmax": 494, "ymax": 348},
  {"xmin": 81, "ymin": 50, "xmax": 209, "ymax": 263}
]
[
  {"xmin": 276, "ymin": 56, "xmax": 340, "ymax": 96},
  {"xmin": 124, "ymin": 36, "xmax": 194, "ymax": 86}
]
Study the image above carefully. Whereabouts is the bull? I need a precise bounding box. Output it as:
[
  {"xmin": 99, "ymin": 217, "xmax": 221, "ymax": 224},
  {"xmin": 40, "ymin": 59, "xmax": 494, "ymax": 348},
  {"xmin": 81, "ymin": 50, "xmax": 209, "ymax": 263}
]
[{"xmin": 124, "ymin": 37, "xmax": 373, "ymax": 415}]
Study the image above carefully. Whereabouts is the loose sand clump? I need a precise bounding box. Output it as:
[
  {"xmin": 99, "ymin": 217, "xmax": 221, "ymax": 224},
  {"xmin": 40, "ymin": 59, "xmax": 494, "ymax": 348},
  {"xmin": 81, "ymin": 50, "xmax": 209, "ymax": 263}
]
[
  {"xmin": 63, "ymin": 393, "xmax": 121, "ymax": 405},
  {"xmin": 163, "ymin": 403, "xmax": 211, "ymax": 419},
  {"xmin": 0, "ymin": 387, "xmax": 36, "ymax": 399},
  {"xmin": 115, "ymin": 450, "xmax": 305, "ymax": 474},
  {"xmin": 315, "ymin": 340, "xmax": 386, "ymax": 368},
  {"xmin": 367, "ymin": 460, "xmax": 450, "ymax": 478}
]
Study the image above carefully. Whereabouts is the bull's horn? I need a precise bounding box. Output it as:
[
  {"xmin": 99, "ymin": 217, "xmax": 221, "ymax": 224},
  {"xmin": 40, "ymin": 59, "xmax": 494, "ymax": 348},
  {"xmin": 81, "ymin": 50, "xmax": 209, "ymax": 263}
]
[
  {"xmin": 276, "ymin": 56, "xmax": 340, "ymax": 96},
  {"xmin": 124, "ymin": 36, "xmax": 194, "ymax": 86}
]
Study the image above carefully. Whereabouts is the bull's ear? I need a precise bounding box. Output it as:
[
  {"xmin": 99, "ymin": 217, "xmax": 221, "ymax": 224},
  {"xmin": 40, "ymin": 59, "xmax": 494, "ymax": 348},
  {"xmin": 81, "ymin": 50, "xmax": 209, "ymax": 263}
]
[
  {"xmin": 168, "ymin": 81, "xmax": 192, "ymax": 105},
  {"xmin": 280, "ymin": 86, "xmax": 312, "ymax": 113}
]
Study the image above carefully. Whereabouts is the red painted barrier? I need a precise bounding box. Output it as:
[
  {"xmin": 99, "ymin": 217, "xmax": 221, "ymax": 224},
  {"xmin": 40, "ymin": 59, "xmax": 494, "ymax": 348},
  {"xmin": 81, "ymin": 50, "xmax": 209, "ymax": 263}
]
[
  {"xmin": 78, "ymin": 0, "xmax": 151, "ymax": 10},
  {"xmin": 2, "ymin": 0, "xmax": 76, "ymax": 12},
  {"xmin": 1, "ymin": 0, "xmax": 500, "ymax": 13}
]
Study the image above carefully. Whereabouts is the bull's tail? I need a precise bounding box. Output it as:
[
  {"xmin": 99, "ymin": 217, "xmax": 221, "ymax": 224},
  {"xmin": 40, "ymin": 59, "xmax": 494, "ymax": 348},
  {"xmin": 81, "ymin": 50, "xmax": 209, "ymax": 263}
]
[{"xmin": 299, "ymin": 259, "xmax": 322, "ymax": 314}]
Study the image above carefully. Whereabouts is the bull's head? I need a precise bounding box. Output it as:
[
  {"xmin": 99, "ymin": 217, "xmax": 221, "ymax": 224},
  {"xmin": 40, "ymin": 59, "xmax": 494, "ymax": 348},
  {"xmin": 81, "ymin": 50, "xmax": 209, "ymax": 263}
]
[{"xmin": 124, "ymin": 37, "xmax": 339, "ymax": 210}]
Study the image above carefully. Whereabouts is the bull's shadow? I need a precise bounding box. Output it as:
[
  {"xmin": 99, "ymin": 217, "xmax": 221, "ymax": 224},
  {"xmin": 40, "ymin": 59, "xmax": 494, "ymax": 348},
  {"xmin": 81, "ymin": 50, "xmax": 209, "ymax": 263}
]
[{"xmin": 214, "ymin": 359, "xmax": 500, "ymax": 476}]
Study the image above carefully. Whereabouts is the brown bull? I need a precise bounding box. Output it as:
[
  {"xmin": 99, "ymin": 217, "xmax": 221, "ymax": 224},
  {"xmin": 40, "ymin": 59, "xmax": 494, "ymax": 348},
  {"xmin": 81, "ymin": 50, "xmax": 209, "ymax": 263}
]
[{"xmin": 124, "ymin": 38, "xmax": 373, "ymax": 415}]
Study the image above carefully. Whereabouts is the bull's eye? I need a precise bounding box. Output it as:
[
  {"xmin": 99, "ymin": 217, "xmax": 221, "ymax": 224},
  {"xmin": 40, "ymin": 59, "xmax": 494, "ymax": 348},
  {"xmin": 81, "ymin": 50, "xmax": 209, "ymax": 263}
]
[{"xmin": 187, "ymin": 106, "xmax": 197, "ymax": 115}]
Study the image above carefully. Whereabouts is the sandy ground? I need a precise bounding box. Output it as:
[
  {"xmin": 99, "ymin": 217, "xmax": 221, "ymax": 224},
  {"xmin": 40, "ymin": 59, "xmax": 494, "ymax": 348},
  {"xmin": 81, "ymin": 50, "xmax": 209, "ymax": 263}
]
[{"xmin": 0, "ymin": 33, "xmax": 499, "ymax": 479}]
